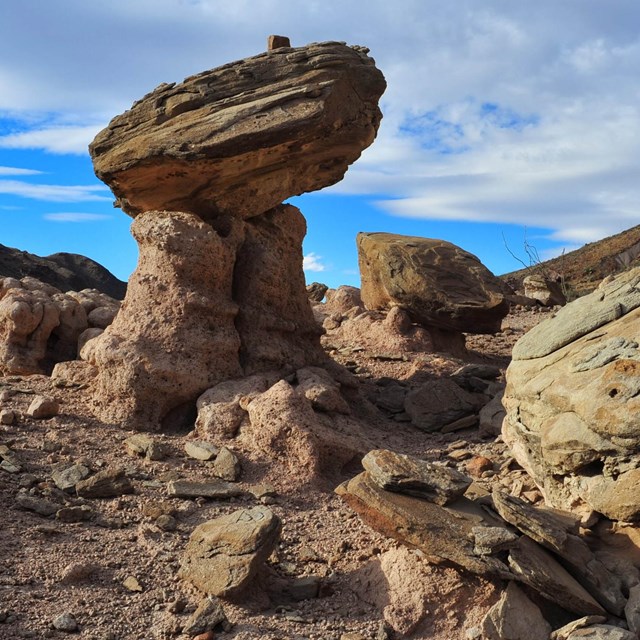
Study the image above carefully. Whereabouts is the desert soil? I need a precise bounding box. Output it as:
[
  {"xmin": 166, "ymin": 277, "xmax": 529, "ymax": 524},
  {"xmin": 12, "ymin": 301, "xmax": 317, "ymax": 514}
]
[{"xmin": 0, "ymin": 306, "xmax": 547, "ymax": 640}]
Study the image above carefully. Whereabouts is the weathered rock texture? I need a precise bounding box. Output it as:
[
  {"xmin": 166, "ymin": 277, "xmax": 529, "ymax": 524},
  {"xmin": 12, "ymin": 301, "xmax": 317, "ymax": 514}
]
[
  {"xmin": 90, "ymin": 42, "xmax": 385, "ymax": 219},
  {"xmin": 357, "ymin": 232, "xmax": 509, "ymax": 334},
  {"xmin": 87, "ymin": 41, "xmax": 385, "ymax": 430},
  {"xmin": 0, "ymin": 276, "xmax": 119, "ymax": 375},
  {"xmin": 503, "ymin": 267, "xmax": 640, "ymax": 521}
]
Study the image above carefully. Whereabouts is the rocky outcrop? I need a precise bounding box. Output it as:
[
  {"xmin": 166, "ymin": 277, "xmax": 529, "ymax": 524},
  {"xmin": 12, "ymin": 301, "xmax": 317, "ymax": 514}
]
[
  {"xmin": 503, "ymin": 267, "xmax": 640, "ymax": 521},
  {"xmin": 0, "ymin": 276, "xmax": 119, "ymax": 375},
  {"xmin": 0, "ymin": 243, "xmax": 126, "ymax": 300},
  {"xmin": 357, "ymin": 232, "xmax": 509, "ymax": 334},
  {"xmin": 523, "ymin": 273, "xmax": 567, "ymax": 306},
  {"xmin": 86, "ymin": 41, "xmax": 385, "ymax": 430}
]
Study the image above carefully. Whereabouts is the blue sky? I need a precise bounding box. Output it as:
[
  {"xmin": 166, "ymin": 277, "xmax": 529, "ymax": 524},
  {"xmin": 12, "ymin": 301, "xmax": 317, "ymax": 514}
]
[{"xmin": 1, "ymin": 0, "xmax": 639, "ymax": 288}]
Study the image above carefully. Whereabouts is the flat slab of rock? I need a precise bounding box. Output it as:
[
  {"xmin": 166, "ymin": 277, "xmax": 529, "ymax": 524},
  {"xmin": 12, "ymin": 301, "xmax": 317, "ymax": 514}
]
[
  {"xmin": 184, "ymin": 440, "xmax": 219, "ymax": 461},
  {"xmin": 90, "ymin": 41, "xmax": 385, "ymax": 220},
  {"xmin": 166, "ymin": 479, "xmax": 242, "ymax": 499},
  {"xmin": 76, "ymin": 467, "xmax": 134, "ymax": 498},
  {"xmin": 357, "ymin": 232, "xmax": 509, "ymax": 334},
  {"xmin": 361, "ymin": 449, "xmax": 472, "ymax": 505},
  {"xmin": 335, "ymin": 472, "xmax": 512, "ymax": 579},
  {"xmin": 180, "ymin": 506, "xmax": 281, "ymax": 596},
  {"xmin": 564, "ymin": 626, "xmax": 637, "ymax": 640},
  {"xmin": 493, "ymin": 491, "xmax": 625, "ymax": 615},
  {"xmin": 508, "ymin": 536, "xmax": 605, "ymax": 616}
]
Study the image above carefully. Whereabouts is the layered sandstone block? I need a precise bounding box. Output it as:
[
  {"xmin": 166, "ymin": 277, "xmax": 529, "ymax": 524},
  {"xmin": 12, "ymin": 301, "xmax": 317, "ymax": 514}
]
[
  {"xmin": 503, "ymin": 267, "xmax": 640, "ymax": 521},
  {"xmin": 87, "ymin": 41, "xmax": 385, "ymax": 429}
]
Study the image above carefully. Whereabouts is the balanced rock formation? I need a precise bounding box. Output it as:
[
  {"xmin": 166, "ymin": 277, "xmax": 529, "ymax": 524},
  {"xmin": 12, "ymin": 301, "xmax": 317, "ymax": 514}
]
[
  {"xmin": 86, "ymin": 40, "xmax": 385, "ymax": 429},
  {"xmin": 357, "ymin": 232, "xmax": 509, "ymax": 335},
  {"xmin": 503, "ymin": 267, "xmax": 640, "ymax": 521}
]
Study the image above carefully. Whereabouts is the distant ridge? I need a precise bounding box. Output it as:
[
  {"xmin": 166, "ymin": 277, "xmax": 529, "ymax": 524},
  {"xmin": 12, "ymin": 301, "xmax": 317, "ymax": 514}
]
[
  {"xmin": 501, "ymin": 223, "xmax": 640, "ymax": 298},
  {"xmin": 0, "ymin": 243, "xmax": 127, "ymax": 299}
]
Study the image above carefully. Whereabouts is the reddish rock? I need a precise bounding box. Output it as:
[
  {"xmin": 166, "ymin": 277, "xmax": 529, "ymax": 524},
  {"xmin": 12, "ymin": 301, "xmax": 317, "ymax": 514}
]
[{"xmin": 466, "ymin": 456, "xmax": 494, "ymax": 477}]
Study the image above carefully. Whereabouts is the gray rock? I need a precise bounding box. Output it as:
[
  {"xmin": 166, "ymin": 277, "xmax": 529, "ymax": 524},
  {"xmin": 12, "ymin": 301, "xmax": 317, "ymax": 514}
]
[
  {"xmin": 52, "ymin": 464, "xmax": 91, "ymax": 492},
  {"xmin": 565, "ymin": 625, "xmax": 637, "ymax": 640},
  {"xmin": 362, "ymin": 448, "xmax": 472, "ymax": 505},
  {"xmin": 52, "ymin": 613, "xmax": 78, "ymax": 632},
  {"xmin": 124, "ymin": 434, "xmax": 167, "ymax": 460},
  {"xmin": 508, "ymin": 536, "xmax": 605, "ymax": 616},
  {"xmin": 624, "ymin": 583, "xmax": 640, "ymax": 636},
  {"xmin": 478, "ymin": 391, "xmax": 505, "ymax": 438},
  {"xmin": 180, "ymin": 506, "xmax": 281, "ymax": 596},
  {"xmin": 0, "ymin": 408, "xmax": 15, "ymax": 425},
  {"xmin": 181, "ymin": 597, "xmax": 228, "ymax": 636},
  {"xmin": 551, "ymin": 616, "xmax": 608, "ymax": 640},
  {"xmin": 404, "ymin": 378, "xmax": 482, "ymax": 432},
  {"xmin": 472, "ymin": 526, "xmax": 519, "ymax": 555},
  {"xmin": 482, "ymin": 581, "xmax": 551, "ymax": 640},
  {"xmin": 56, "ymin": 505, "xmax": 94, "ymax": 523},
  {"xmin": 15, "ymin": 493, "xmax": 59, "ymax": 517},
  {"xmin": 167, "ymin": 479, "xmax": 242, "ymax": 499},
  {"xmin": 76, "ymin": 467, "xmax": 134, "ymax": 498},
  {"xmin": 212, "ymin": 446, "xmax": 241, "ymax": 482},
  {"xmin": 493, "ymin": 491, "xmax": 626, "ymax": 615},
  {"xmin": 27, "ymin": 396, "xmax": 59, "ymax": 419},
  {"xmin": 184, "ymin": 440, "xmax": 218, "ymax": 461}
]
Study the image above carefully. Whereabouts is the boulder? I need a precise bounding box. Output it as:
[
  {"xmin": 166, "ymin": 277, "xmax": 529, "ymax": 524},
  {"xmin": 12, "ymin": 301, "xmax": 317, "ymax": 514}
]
[
  {"xmin": 306, "ymin": 282, "xmax": 328, "ymax": 303},
  {"xmin": 179, "ymin": 506, "xmax": 281, "ymax": 596},
  {"xmin": 357, "ymin": 232, "xmax": 509, "ymax": 334},
  {"xmin": 503, "ymin": 267, "xmax": 640, "ymax": 521},
  {"xmin": 90, "ymin": 42, "xmax": 385, "ymax": 219},
  {"xmin": 523, "ymin": 273, "xmax": 567, "ymax": 306},
  {"xmin": 86, "ymin": 41, "xmax": 385, "ymax": 430}
]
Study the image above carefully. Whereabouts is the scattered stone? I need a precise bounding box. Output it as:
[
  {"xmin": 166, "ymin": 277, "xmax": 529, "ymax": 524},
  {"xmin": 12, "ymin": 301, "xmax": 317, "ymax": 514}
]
[
  {"xmin": 184, "ymin": 440, "xmax": 219, "ymax": 461},
  {"xmin": 124, "ymin": 434, "xmax": 167, "ymax": 460},
  {"xmin": 180, "ymin": 506, "xmax": 281, "ymax": 596},
  {"xmin": 27, "ymin": 396, "xmax": 59, "ymax": 419},
  {"xmin": 211, "ymin": 446, "xmax": 241, "ymax": 481},
  {"xmin": 52, "ymin": 464, "xmax": 91, "ymax": 492},
  {"xmin": 155, "ymin": 514, "xmax": 177, "ymax": 532},
  {"xmin": 282, "ymin": 576, "xmax": 321, "ymax": 602},
  {"xmin": 466, "ymin": 456, "xmax": 494, "ymax": 477},
  {"xmin": 56, "ymin": 506, "xmax": 94, "ymax": 523},
  {"xmin": 482, "ymin": 581, "xmax": 551, "ymax": 640},
  {"xmin": 76, "ymin": 467, "xmax": 134, "ymax": 498},
  {"xmin": 15, "ymin": 493, "xmax": 59, "ymax": 517},
  {"xmin": 123, "ymin": 575, "xmax": 143, "ymax": 592},
  {"xmin": 167, "ymin": 479, "xmax": 242, "ymax": 500},
  {"xmin": 0, "ymin": 408, "xmax": 15, "ymax": 425},
  {"xmin": 361, "ymin": 449, "xmax": 472, "ymax": 505},
  {"xmin": 52, "ymin": 613, "xmax": 78, "ymax": 632},
  {"xmin": 563, "ymin": 626, "xmax": 637, "ymax": 640},
  {"xmin": 448, "ymin": 449, "xmax": 472, "ymax": 462}
]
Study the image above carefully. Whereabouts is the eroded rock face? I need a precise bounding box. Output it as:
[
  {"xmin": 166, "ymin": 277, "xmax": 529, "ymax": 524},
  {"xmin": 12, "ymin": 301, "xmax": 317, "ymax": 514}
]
[
  {"xmin": 90, "ymin": 42, "xmax": 385, "ymax": 219},
  {"xmin": 87, "ymin": 41, "xmax": 385, "ymax": 430},
  {"xmin": 357, "ymin": 232, "xmax": 509, "ymax": 334},
  {"xmin": 503, "ymin": 267, "xmax": 640, "ymax": 521},
  {"xmin": 0, "ymin": 277, "xmax": 119, "ymax": 375}
]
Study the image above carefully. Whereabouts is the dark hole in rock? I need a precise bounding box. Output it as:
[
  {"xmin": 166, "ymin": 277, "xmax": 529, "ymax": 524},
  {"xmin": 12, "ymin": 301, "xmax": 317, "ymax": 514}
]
[
  {"xmin": 160, "ymin": 401, "xmax": 197, "ymax": 435},
  {"xmin": 580, "ymin": 459, "xmax": 605, "ymax": 477}
]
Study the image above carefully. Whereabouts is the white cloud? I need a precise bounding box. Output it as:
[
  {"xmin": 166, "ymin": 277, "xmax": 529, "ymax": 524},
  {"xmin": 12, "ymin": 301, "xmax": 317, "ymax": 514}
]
[
  {"xmin": 0, "ymin": 0, "xmax": 639, "ymax": 249},
  {"xmin": 303, "ymin": 252, "xmax": 327, "ymax": 272},
  {"xmin": 0, "ymin": 125, "xmax": 104, "ymax": 154},
  {"xmin": 43, "ymin": 212, "xmax": 112, "ymax": 222},
  {"xmin": 0, "ymin": 166, "xmax": 43, "ymax": 176},
  {"xmin": 0, "ymin": 179, "xmax": 111, "ymax": 202}
]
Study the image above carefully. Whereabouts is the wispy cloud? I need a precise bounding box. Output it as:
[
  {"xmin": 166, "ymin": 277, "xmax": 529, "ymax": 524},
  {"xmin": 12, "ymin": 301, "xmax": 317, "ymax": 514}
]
[
  {"xmin": 43, "ymin": 212, "xmax": 112, "ymax": 222},
  {"xmin": 0, "ymin": 165, "xmax": 43, "ymax": 176},
  {"xmin": 0, "ymin": 125, "xmax": 103, "ymax": 154},
  {"xmin": 303, "ymin": 252, "xmax": 327, "ymax": 272},
  {"xmin": 0, "ymin": 179, "xmax": 110, "ymax": 202}
]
